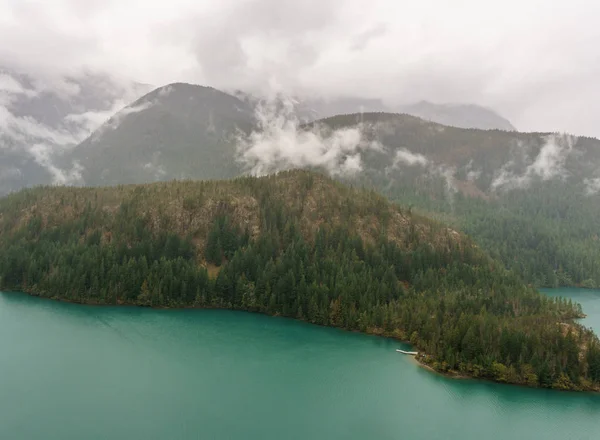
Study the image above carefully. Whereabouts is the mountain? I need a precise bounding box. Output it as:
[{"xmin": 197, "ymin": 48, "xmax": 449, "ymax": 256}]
[
  {"xmin": 72, "ymin": 83, "xmax": 255, "ymax": 186},
  {"xmin": 232, "ymin": 90, "xmax": 390, "ymax": 123},
  {"xmin": 310, "ymin": 112, "xmax": 600, "ymax": 287},
  {"xmin": 69, "ymin": 84, "xmax": 517, "ymax": 189},
  {"xmin": 0, "ymin": 65, "xmax": 151, "ymax": 196},
  {"xmin": 302, "ymin": 98, "xmax": 516, "ymax": 131},
  {"xmin": 232, "ymin": 90, "xmax": 515, "ymax": 130},
  {"xmin": 311, "ymin": 112, "xmax": 599, "ymax": 191},
  {"xmin": 1, "ymin": 170, "xmax": 598, "ymax": 391},
  {"xmin": 289, "ymin": 96, "xmax": 391, "ymax": 122},
  {"xmin": 4, "ymin": 74, "xmax": 592, "ymax": 287},
  {"xmin": 68, "ymin": 98, "xmax": 600, "ymax": 287},
  {"xmin": 1, "ymin": 71, "xmax": 515, "ymax": 195},
  {"xmin": 398, "ymin": 101, "xmax": 516, "ymax": 131}
]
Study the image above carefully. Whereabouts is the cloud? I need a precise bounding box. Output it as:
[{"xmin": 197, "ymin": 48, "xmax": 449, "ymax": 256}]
[
  {"xmin": 491, "ymin": 134, "xmax": 576, "ymax": 190},
  {"xmin": 1, "ymin": 0, "xmax": 600, "ymax": 137},
  {"xmin": 236, "ymin": 93, "xmax": 382, "ymax": 176},
  {"xmin": 0, "ymin": 71, "xmax": 39, "ymax": 107},
  {"xmin": 0, "ymin": 66, "xmax": 150, "ymax": 190},
  {"xmin": 350, "ymin": 23, "xmax": 389, "ymax": 52},
  {"xmin": 87, "ymin": 100, "xmax": 155, "ymax": 142},
  {"xmin": 584, "ymin": 178, "xmax": 600, "ymax": 196},
  {"xmin": 0, "ymin": 105, "xmax": 85, "ymax": 147},
  {"xmin": 179, "ymin": 0, "xmax": 347, "ymax": 94},
  {"xmin": 392, "ymin": 148, "xmax": 429, "ymax": 167},
  {"xmin": 66, "ymin": 98, "xmax": 150, "ymax": 137},
  {"xmin": 464, "ymin": 160, "xmax": 482, "ymax": 182},
  {"xmin": 64, "ymin": 106, "xmax": 126, "ymax": 134},
  {"xmin": 0, "ymin": 73, "xmax": 25, "ymax": 94},
  {"xmin": 434, "ymin": 165, "xmax": 458, "ymax": 200},
  {"xmin": 28, "ymin": 143, "xmax": 83, "ymax": 185},
  {"xmin": 528, "ymin": 134, "xmax": 575, "ymax": 180}
]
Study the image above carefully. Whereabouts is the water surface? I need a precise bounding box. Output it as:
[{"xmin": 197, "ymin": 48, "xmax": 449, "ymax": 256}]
[
  {"xmin": 541, "ymin": 287, "xmax": 600, "ymax": 332},
  {"xmin": 1, "ymin": 290, "xmax": 599, "ymax": 440}
]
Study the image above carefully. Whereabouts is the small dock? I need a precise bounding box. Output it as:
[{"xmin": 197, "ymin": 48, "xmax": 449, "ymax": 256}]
[{"xmin": 396, "ymin": 349, "xmax": 418, "ymax": 355}]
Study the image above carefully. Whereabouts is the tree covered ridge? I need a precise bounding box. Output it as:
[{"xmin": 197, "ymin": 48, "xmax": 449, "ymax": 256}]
[
  {"xmin": 307, "ymin": 112, "xmax": 600, "ymax": 289},
  {"xmin": 0, "ymin": 170, "xmax": 599, "ymax": 391},
  {"xmin": 0, "ymin": 170, "xmax": 460, "ymax": 255},
  {"xmin": 366, "ymin": 174, "xmax": 600, "ymax": 289}
]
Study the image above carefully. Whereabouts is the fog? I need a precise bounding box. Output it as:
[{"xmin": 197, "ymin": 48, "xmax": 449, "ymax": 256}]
[{"xmin": 1, "ymin": 0, "xmax": 599, "ymax": 137}]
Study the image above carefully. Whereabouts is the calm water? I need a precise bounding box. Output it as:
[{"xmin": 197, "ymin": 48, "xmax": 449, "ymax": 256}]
[{"xmin": 1, "ymin": 290, "xmax": 600, "ymax": 440}]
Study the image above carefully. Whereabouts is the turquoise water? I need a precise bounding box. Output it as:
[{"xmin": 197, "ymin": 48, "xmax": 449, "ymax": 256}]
[
  {"xmin": 1, "ymin": 290, "xmax": 600, "ymax": 440},
  {"xmin": 541, "ymin": 287, "xmax": 600, "ymax": 333}
]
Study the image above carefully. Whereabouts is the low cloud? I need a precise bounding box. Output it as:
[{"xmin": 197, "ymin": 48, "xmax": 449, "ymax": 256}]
[
  {"xmin": 435, "ymin": 165, "xmax": 458, "ymax": 202},
  {"xmin": 88, "ymin": 100, "xmax": 154, "ymax": 142},
  {"xmin": 236, "ymin": 93, "xmax": 382, "ymax": 176},
  {"xmin": 527, "ymin": 134, "xmax": 575, "ymax": 180},
  {"xmin": 491, "ymin": 134, "xmax": 576, "ymax": 190},
  {"xmin": 0, "ymin": 105, "xmax": 85, "ymax": 147},
  {"xmin": 387, "ymin": 146, "xmax": 455, "ymax": 195},
  {"xmin": 0, "ymin": 73, "xmax": 24, "ymax": 94},
  {"xmin": 0, "ymin": 66, "xmax": 153, "ymax": 191},
  {"xmin": 392, "ymin": 148, "xmax": 429, "ymax": 167},
  {"xmin": 464, "ymin": 159, "xmax": 482, "ymax": 182},
  {"xmin": 584, "ymin": 177, "xmax": 600, "ymax": 195},
  {"xmin": 29, "ymin": 143, "xmax": 83, "ymax": 185},
  {"xmin": 65, "ymin": 106, "xmax": 123, "ymax": 134}
]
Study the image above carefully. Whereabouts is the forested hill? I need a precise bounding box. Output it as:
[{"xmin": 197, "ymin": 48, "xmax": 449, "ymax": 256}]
[{"xmin": 1, "ymin": 170, "xmax": 599, "ymax": 391}]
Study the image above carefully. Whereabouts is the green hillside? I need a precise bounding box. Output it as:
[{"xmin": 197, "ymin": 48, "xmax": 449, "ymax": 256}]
[{"xmin": 1, "ymin": 171, "xmax": 599, "ymax": 391}]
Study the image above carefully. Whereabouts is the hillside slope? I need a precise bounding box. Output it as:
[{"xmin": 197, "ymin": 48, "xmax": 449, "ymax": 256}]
[
  {"xmin": 0, "ymin": 171, "xmax": 599, "ymax": 391},
  {"xmin": 72, "ymin": 83, "xmax": 255, "ymax": 186}
]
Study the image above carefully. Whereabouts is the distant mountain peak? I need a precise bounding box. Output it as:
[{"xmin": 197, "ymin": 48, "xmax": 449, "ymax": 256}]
[
  {"xmin": 71, "ymin": 83, "xmax": 257, "ymax": 186},
  {"xmin": 399, "ymin": 101, "xmax": 515, "ymax": 131}
]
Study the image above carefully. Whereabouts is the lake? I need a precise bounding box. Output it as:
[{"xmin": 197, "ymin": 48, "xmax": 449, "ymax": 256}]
[{"xmin": 1, "ymin": 289, "xmax": 600, "ymax": 440}]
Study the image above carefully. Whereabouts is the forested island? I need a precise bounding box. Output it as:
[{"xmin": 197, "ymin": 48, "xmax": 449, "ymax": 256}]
[{"xmin": 1, "ymin": 171, "xmax": 599, "ymax": 391}]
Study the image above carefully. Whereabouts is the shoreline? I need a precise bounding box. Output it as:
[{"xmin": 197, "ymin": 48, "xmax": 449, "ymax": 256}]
[
  {"xmin": 406, "ymin": 354, "xmax": 469, "ymax": 380},
  {"xmin": 405, "ymin": 351, "xmax": 600, "ymax": 394},
  {"xmin": 2, "ymin": 290, "xmax": 599, "ymax": 393}
]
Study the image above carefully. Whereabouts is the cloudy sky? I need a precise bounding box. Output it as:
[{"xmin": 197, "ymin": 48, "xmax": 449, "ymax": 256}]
[{"xmin": 1, "ymin": 0, "xmax": 599, "ymax": 137}]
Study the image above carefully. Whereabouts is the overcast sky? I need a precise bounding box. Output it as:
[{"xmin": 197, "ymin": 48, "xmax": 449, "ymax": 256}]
[{"xmin": 1, "ymin": 0, "xmax": 599, "ymax": 137}]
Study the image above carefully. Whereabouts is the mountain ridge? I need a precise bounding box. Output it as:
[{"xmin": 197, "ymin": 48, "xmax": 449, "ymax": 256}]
[
  {"xmin": 4, "ymin": 80, "xmax": 600, "ymax": 290},
  {"xmin": 399, "ymin": 100, "xmax": 516, "ymax": 131},
  {"xmin": 71, "ymin": 83, "xmax": 255, "ymax": 186}
]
